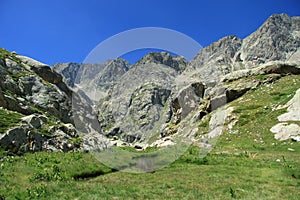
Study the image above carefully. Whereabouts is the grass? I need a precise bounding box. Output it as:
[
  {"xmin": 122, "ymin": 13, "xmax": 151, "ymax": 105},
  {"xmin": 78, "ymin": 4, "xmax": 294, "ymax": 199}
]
[
  {"xmin": 0, "ymin": 108, "xmax": 23, "ymax": 134},
  {"xmin": 216, "ymin": 74, "xmax": 300, "ymax": 153},
  {"xmin": 0, "ymin": 74, "xmax": 299, "ymax": 199},
  {"xmin": 0, "ymin": 147, "xmax": 299, "ymax": 199},
  {"xmin": 10, "ymin": 72, "xmax": 30, "ymax": 82}
]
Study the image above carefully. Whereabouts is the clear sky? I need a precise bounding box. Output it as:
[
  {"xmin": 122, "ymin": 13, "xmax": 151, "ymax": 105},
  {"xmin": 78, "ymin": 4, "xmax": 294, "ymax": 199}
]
[{"xmin": 0, "ymin": 0, "xmax": 299, "ymax": 65}]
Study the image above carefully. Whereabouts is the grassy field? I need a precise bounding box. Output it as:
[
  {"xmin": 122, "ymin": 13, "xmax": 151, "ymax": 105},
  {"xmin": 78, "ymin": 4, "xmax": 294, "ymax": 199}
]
[{"xmin": 0, "ymin": 74, "xmax": 300, "ymax": 199}]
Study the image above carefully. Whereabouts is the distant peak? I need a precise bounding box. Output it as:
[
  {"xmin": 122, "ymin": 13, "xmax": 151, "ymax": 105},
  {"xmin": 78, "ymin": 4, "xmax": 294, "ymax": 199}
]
[
  {"xmin": 259, "ymin": 13, "xmax": 292, "ymax": 31},
  {"xmin": 133, "ymin": 51, "xmax": 187, "ymax": 72}
]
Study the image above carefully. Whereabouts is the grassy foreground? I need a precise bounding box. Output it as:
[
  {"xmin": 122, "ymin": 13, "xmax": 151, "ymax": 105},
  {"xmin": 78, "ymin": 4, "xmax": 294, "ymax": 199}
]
[{"xmin": 0, "ymin": 75, "xmax": 300, "ymax": 199}]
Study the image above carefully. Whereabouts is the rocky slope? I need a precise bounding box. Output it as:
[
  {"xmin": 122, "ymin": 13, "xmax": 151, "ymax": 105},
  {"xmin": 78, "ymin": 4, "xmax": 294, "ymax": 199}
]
[
  {"xmin": 0, "ymin": 48, "xmax": 78, "ymax": 152},
  {"xmin": 1, "ymin": 13, "xmax": 299, "ymax": 154},
  {"xmin": 0, "ymin": 49, "xmax": 108, "ymax": 153},
  {"xmin": 94, "ymin": 14, "xmax": 299, "ymax": 148}
]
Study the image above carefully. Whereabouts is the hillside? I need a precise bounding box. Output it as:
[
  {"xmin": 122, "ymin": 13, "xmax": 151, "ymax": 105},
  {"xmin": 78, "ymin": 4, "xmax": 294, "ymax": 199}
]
[
  {"xmin": 0, "ymin": 72, "xmax": 299, "ymax": 199},
  {"xmin": 0, "ymin": 13, "xmax": 300, "ymax": 199}
]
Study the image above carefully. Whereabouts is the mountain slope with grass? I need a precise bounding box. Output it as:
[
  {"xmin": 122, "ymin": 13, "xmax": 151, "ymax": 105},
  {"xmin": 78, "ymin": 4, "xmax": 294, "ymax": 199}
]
[{"xmin": 0, "ymin": 73, "xmax": 299, "ymax": 199}]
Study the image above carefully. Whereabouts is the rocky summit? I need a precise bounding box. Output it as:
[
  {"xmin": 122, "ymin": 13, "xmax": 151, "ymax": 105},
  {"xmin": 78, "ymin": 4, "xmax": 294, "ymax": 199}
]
[{"xmin": 1, "ymin": 13, "xmax": 300, "ymax": 154}]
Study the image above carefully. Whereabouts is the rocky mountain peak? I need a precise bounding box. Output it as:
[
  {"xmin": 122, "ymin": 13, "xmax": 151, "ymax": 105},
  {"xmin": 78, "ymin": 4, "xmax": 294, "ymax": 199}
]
[
  {"xmin": 240, "ymin": 13, "xmax": 300, "ymax": 67},
  {"xmin": 187, "ymin": 13, "xmax": 300, "ymax": 83},
  {"xmin": 54, "ymin": 58, "xmax": 130, "ymax": 89},
  {"xmin": 110, "ymin": 58, "xmax": 130, "ymax": 72},
  {"xmin": 53, "ymin": 62, "xmax": 81, "ymax": 87},
  {"xmin": 134, "ymin": 52, "xmax": 187, "ymax": 72}
]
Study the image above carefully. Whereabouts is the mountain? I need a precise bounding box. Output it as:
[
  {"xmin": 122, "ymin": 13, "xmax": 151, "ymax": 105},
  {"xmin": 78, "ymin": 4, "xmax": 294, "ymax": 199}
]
[
  {"xmin": 93, "ymin": 14, "xmax": 300, "ymax": 148},
  {"xmin": 1, "ymin": 13, "xmax": 300, "ymax": 199},
  {"xmin": 188, "ymin": 13, "xmax": 300, "ymax": 83},
  {"xmin": 1, "ymin": 13, "xmax": 300, "ymax": 155},
  {"xmin": 53, "ymin": 58, "xmax": 130, "ymax": 100}
]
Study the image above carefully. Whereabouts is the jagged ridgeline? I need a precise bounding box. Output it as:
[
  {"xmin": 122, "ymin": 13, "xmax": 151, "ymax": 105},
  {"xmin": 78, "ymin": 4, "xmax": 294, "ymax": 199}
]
[{"xmin": 1, "ymin": 13, "xmax": 300, "ymax": 154}]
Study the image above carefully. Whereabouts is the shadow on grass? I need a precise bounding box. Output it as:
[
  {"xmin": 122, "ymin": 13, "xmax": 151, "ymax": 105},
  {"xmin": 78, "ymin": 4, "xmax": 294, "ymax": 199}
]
[{"xmin": 73, "ymin": 168, "xmax": 118, "ymax": 181}]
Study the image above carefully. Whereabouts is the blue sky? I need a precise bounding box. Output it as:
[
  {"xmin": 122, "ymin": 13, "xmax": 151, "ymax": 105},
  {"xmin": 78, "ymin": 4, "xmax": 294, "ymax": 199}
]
[{"xmin": 0, "ymin": 0, "xmax": 299, "ymax": 65}]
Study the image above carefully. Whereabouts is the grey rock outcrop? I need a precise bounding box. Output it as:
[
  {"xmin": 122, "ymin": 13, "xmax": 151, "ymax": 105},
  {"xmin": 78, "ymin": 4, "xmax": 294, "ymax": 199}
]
[
  {"xmin": 53, "ymin": 58, "xmax": 130, "ymax": 100},
  {"xmin": 0, "ymin": 111, "xmax": 81, "ymax": 153},
  {"xmin": 133, "ymin": 52, "xmax": 187, "ymax": 72},
  {"xmin": 0, "ymin": 49, "xmax": 88, "ymax": 152},
  {"xmin": 240, "ymin": 14, "xmax": 300, "ymax": 67},
  {"xmin": 21, "ymin": 114, "xmax": 46, "ymax": 129},
  {"xmin": 98, "ymin": 61, "xmax": 178, "ymax": 142},
  {"xmin": 171, "ymin": 82, "xmax": 205, "ymax": 124},
  {"xmin": 271, "ymin": 88, "xmax": 300, "ymax": 142},
  {"xmin": 0, "ymin": 51, "xmax": 73, "ymax": 124},
  {"xmin": 188, "ymin": 14, "xmax": 300, "ymax": 83}
]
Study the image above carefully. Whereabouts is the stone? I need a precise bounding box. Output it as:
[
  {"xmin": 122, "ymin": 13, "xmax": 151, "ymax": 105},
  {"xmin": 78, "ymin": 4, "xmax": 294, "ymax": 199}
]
[
  {"xmin": 0, "ymin": 126, "xmax": 28, "ymax": 151},
  {"xmin": 206, "ymin": 107, "xmax": 234, "ymax": 139},
  {"xmin": 277, "ymin": 88, "xmax": 300, "ymax": 122},
  {"xmin": 150, "ymin": 137, "xmax": 176, "ymax": 148},
  {"xmin": 82, "ymin": 132, "xmax": 112, "ymax": 152},
  {"xmin": 172, "ymin": 82, "xmax": 205, "ymax": 121},
  {"xmin": 21, "ymin": 114, "xmax": 43, "ymax": 129},
  {"xmin": 210, "ymin": 94, "xmax": 227, "ymax": 111},
  {"xmin": 59, "ymin": 123, "xmax": 78, "ymax": 137},
  {"xmin": 270, "ymin": 123, "xmax": 300, "ymax": 141}
]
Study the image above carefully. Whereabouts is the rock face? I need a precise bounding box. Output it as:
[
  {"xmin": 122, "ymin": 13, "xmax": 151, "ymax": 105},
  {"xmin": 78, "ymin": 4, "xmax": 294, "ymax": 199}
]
[
  {"xmin": 188, "ymin": 14, "xmax": 300, "ymax": 83},
  {"xmin": 188, "ymin": 35, "xmax": 243, "ymax": 82},
  {"xmin": 0, "ymin": 52, "xmax": 73, "ymax": 124},
  {"xmin": 240, "ymin": 14, "xmax": 300, "ymax": 68},
  {"xmin": 53, "ymin": 62, "xmax": 81, "ymax": 87},
  {"xmin": 133, "ymin": 52, "xmax": 187, "ymax": 72},
  {"xmin": 98, "ymin": 60, "xmax": 178, "ymax": 143},
  {"xmin": 51, "ymin": 13, "xmax": 300, "ymax": 148},
  {"xmin": 54, "ymin": 58, "xmax": 130, "ymax": 100},
  {"xmin": 0, "ymin": 49, "xmax": 84, "ymax": 152}
]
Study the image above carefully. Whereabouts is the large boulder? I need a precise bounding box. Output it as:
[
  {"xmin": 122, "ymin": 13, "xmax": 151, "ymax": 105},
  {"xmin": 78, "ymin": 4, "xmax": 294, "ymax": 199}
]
[
  {"xmin": 171, "ymin": 82, "xmax": 205, "ymax": 123},
  {"xmin": 271, "ymin": 123, "xmax": 300, "ymax": 141},
  {"xmin": 21, "ymin": 114, "xmax": 46, "ymax": 129},
  {"xmin": 0, "ymin": 126, "xmax": 44, "ymax": 152}
]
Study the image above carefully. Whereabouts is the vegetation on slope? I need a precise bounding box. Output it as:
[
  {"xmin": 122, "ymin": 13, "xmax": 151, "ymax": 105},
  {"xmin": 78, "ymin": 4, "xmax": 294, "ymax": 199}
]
[
  {"xmin": 0, "ymin": 74, "xmax": 299, "ymax": 199},
  {"xmin": 0, "ymin": 108, "xmax": 23, "ymax": 134}
]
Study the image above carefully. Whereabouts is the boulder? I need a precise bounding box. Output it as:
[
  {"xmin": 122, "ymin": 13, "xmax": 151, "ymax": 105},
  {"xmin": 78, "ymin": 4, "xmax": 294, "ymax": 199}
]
[
  {"xmin": 277, "ymin": 88, "xmax": 300, "ymax": 122},
  {"xmin": 210, "ymin": 94, "xmax": 227, "ymax": 111},
  {"xmin": 0, "ymin": 126, "xmax": 28, "ymax": 151},
  {"xmin": 59, "ymin": 123, "xmax": 78, "ymax": 137},
  {"xmin": 150, "ymin": 137, "xmax": 176, "ymax": 148},
  {"xmin": 270, "ymin": 123, "xmax": 300, "ymax": 141},
  {"xmin": 82, "ymin": 132, "xmax": 112, "ymax": 152},
  {"xmin": 21, "ymin": 114, "xmax": 44, "ymax": 129},
  {"xmin": 172, "ymin": 82, "xmax": 205, "ymax": 122}
]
